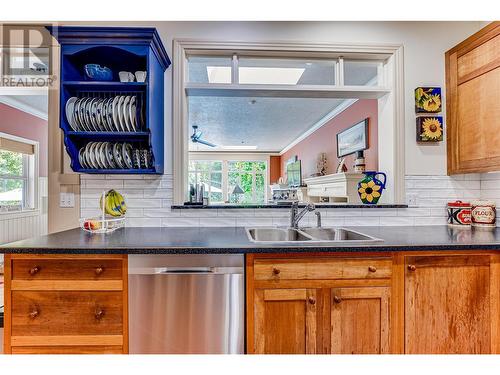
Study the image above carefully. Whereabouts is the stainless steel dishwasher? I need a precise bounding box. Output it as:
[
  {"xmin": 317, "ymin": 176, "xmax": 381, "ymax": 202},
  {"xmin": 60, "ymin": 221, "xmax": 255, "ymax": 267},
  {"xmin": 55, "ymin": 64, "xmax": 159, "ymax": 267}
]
[{"xmin": 128, "ymin": 254, "xmax": 244, "ymax": 354}]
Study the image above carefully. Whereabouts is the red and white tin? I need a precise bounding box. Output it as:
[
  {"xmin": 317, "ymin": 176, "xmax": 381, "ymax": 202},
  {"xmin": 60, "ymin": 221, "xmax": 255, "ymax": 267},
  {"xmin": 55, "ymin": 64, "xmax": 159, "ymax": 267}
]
[
  {"xmin": 471, "ymin": 200, "xmax": 496, "ymax": 228},
  {"xmin": 447, "ymin": 200, "xmax": 471, "ymax": 226}
]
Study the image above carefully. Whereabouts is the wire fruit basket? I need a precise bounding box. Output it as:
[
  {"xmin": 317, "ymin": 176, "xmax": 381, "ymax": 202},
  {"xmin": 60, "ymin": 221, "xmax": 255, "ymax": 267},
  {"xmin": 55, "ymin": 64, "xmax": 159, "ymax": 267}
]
[
  {"xmin": 80, "ymin": 191, "xmax": 126, "ymax": 234},
  {"xmin": 80, "ymin": 216, "xmax": 125, "ymax": 234}
]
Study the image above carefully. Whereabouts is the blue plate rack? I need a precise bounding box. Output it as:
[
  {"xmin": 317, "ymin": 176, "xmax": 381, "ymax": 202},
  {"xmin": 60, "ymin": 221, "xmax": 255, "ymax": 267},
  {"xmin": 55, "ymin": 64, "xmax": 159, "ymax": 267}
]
[{"xmin": 47, "ymin": 27, "xmax": 171, "ymax": 174}]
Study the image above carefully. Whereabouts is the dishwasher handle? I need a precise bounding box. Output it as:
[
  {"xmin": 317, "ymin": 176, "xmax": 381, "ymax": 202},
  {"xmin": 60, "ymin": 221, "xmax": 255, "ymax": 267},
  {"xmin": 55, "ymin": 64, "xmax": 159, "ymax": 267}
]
[
  {"xmin": 158, "ymin": 267, "xmax": 214, "ymax": 274},
  {"xmin": 129, "ymin": 266, "xmax": 243, "ymax": 275}
]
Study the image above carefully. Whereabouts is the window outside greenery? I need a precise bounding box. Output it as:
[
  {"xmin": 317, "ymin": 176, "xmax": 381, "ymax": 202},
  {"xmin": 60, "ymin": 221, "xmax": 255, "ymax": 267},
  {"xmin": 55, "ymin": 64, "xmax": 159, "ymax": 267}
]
[
  {"xmin": 188, "ymin": 160, "xmax": 223, "ymax": 203},
  {"xmin": 188, "ymin": 160, "xmax": 267, "ymax": 204},
  {"xmin": 0, "ymin": 149, "xmax": 27, "ymax": 211},
  {"xmin": 228, "ymin": 161, "xmax": 266, "ymax": 204}
]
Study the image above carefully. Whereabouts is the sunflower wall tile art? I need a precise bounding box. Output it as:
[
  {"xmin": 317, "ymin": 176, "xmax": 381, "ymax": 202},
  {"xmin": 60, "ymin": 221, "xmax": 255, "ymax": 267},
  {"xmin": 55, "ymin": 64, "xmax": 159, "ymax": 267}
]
[
  {"xmin": 415, "ymin": 87, "xmax": 442, "ymax": 113},
  {"xmin": 416, "ymin": 116, "xmax": 443, "ymax": 142}
]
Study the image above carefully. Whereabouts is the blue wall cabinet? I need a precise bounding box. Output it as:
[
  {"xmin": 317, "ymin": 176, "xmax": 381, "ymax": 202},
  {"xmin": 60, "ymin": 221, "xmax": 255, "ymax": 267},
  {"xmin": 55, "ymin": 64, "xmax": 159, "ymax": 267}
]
[{"xmin": 47, "ymin": 27, "xmax": 171, "ymax": 174}]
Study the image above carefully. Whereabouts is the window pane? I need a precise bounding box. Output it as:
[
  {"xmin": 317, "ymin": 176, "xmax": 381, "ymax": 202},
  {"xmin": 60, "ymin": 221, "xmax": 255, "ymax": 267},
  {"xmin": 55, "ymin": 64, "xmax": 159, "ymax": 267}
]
[
  {"xmin": 0, "ymin": 177, "xmax": 24, "ymax": 211},
  {"xmin": 344, "ymin": 60, "xmax": 382, "ymax": 86},
  {"xmin": 238, "ymin": 58, "xmax": 335, "ymax": 85},
  {"xmin": 187, "ymin": 56, "xmax": 232, "ymax": 84},
  {"xmin": 188, "ymin": 171, "xmax": 199, "ymax": 186},
  {"xmin": 189, "ymin": 160, "xmax": 222, "ymax": 172},
  {"xmin": 255, "ymin": 174, "xmax": 265, "ymax": 204},
  {"xmin": 209, "ymin": 192, "xmax": 223, "ymax": 203},
  {"xmin": 0, "ymin": 149, "xmax": 23, "ymax": 176}
]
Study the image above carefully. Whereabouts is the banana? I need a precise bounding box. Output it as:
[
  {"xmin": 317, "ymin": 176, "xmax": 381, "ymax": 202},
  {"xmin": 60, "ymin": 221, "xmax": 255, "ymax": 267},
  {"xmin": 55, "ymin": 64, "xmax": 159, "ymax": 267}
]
[
  {"xmin": 106, "ymin": 192, "xmax": 119, "ymax": 216},
  {"xmin": 99, "ymin": 189, "xmax": 127, "ymax": 217},
  {"xmin": 114, "ymin": 190, "xmax": 127, "ymax": 215}
]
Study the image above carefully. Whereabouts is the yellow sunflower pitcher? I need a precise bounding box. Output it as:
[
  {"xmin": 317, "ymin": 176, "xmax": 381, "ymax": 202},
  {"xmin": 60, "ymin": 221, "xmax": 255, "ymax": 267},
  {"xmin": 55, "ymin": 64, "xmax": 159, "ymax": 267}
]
[{"xmin": 357, "ymin": 171, "xmax": 386, "ymax": 204}]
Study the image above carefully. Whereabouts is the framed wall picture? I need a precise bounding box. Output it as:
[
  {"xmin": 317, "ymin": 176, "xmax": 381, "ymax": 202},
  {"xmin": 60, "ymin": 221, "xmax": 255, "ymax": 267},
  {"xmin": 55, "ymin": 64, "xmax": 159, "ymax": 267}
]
[
  {"xmin": 416, "ymin": 116, "xmax": 443, "ymax": 142},
  {"xmin": 415, "ymin": 87, "xmax": 442, "ymax": 113},
  {"xmin": 336, "ymin": 118, "xmax": 369, "ymax": 157}
]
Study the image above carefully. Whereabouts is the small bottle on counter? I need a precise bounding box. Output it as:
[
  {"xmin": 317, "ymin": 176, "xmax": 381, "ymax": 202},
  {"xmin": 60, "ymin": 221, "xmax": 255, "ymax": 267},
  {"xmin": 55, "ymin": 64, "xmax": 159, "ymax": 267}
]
[{"xmin": 353, "ymin": 151, "xmax": 366, "ymax": 173}]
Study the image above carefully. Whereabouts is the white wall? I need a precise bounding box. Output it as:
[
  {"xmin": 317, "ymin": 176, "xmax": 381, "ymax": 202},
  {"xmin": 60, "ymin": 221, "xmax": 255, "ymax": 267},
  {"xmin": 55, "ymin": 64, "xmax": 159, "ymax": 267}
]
[
  {"xmin": 61, "ymin": 21, "xmax": 484, "ymax": 176},
  {"xmin": 0, "ymin": 177, "xmax": 48, "ymax": 244}
]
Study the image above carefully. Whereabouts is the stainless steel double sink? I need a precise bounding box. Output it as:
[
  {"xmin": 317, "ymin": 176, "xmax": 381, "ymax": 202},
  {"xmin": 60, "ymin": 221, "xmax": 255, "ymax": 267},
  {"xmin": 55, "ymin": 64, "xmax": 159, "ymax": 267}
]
[{"xmin": 246, "ymin": 227, "xmax": 383, "ymax": 245}]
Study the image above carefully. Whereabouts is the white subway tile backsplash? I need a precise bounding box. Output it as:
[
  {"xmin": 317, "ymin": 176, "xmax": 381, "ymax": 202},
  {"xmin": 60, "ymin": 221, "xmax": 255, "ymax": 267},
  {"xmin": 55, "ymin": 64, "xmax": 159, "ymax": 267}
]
[
  {"xmin": 180, "ymin": 209, "xmax": 219, "ymax": 218},
  {"xmin": 480, "ymin": 172, "xmax": 500, "ymax": 181},
  {"xmin": 236, "ymin": 217, "xmax": 273, "ymax": 227},
  {"xmin": 84, "ymin": 179, "xmax": 124, "ymax": 189},
  {"xmin": 124, "ymin": 179, "xmax": 162, "ymax": 188},
  {"xmin": 218, "ymin": 209, "xmax": 256, "ymax": 217},
  {"xmin": 345, "ymin": 216, "xmax": 380, "ymax": 226},
  {"xmin": 79, "ymin": 174, "xmax": 500, "ymax": 228},
  {"xmin": 143, "ymin": 208, "xmax": 180, "ymax": 218},
  {"xmin": 397, "ymin": 208, "xmax": 431, "ymax": 217},
  {"xmin": 254, "ymin": 209, "xmax": 290, "ymax": 217},
  {"xmin": 362, "ymin": 209, "xmax": 397, "ymax": 217},
  {"xmin": 199, "ymin": 217, "xmax": 237, "ymax": 227},
  {"xmin": 126, "ymin": 218, "xmax": 162, "ymax": 227},
  {"xmin": 379, "ymin": 216, "xmax": 414, "ymax": 226},
  {"xmin": 162, "ymin": 217, "xmax": 200, "ymax": 227},
  {"xmin": 143, "ymin": 189, "xmax": 172, "ymax": 199},
  {"xmin": 310, "ymin": 216, "xmax": 345, "ymax": 227},
  {"xmin": 126, "ymin": 198, "xmax": 161, "ymax": 208}
]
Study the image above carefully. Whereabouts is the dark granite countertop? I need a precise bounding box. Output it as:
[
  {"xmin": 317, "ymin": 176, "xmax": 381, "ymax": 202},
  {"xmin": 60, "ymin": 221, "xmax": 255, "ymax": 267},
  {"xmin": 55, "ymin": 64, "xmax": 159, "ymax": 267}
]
[
  {"xmin": 171, "ymin": 203, "xmax": 408, "ymax": 209},
  {"xmin": 1, "ymin": 226, "xmax": 500, "ymax": 254}
]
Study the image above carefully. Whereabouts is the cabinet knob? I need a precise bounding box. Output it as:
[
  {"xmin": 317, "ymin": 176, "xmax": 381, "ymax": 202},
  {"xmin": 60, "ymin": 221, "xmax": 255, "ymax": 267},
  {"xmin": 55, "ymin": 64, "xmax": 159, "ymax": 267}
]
[
  {"xmin": 95, "ymin": 267, "xmax": 104, "ymax": 275},
  {"xmin": 95, "ymin": 308, "xmax": 105, "ymax": 320},
  {"xmin": 29, "ymin": 266, "xmax": 40, "ymax": 275},
  {"xmin": 272, "ymin": 268, "xmax": 280, "ymax": 275},
  {"xmin": 408, "ymin": 264, "xmax": 417, "ymax": 272},
  {"xmin": 368, "ymin": 266, "xmax": 377, "ymax": 273},
  {"xmin": 308, "ymin": 297, "xmax": 316, "ymax": 305},
  {"xmin": 333, "ymin": 296, "xmax": 342, "ymax": 304},
  {"xmin": 29, "ymin": 308, "xmax": 39, "ymax": 319}
]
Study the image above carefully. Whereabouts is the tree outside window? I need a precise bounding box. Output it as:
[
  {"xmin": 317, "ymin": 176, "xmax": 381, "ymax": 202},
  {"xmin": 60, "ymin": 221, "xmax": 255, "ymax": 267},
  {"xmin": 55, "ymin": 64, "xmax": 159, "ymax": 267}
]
[
  {"xmin": 188, "ymin": 159, "xmax": 267, "ymax": 204},
  {"xmin": 0, "ymin": 149, "xmax": 27, "ymax": 211}
]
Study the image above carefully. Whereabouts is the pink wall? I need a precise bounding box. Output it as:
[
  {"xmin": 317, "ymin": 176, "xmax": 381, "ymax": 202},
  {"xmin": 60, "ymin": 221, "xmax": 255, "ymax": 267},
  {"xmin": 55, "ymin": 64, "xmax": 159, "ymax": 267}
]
[
  {"xmin": 281, "ymin": 99, "xmax": 378, "ymax": 180},
  {"xmin": 0, "ymin": 103, "xmax": 48, "ymax": 176}
]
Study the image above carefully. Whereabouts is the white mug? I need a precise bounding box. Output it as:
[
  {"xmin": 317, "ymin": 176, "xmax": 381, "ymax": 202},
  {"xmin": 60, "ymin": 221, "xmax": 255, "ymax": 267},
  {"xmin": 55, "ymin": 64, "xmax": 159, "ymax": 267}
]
[
  {"xmin": 119, "ymin": 71, "xmax": 131, "ymax": 82},
  {"xmin": 135, "ymin": 71, "xmax": 147, "ymax": 82}
]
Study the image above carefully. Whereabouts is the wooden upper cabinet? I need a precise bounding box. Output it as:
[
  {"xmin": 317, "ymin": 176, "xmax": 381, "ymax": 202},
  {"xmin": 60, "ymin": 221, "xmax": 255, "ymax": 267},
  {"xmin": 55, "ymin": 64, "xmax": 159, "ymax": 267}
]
[
  {"xmin": 446, "ymin": 22, "xmax": 500, "ymax": 174},
  {"xmin": 405, "ymin": 255, "xmax": 500, "ymax": 354},
  {"xmin": 254, "ymin": 288, "xmax": 320, "ymax": 354},
  {"xmin": 330, "ymin": 287, "xmax": 390, "ymax": 354}
]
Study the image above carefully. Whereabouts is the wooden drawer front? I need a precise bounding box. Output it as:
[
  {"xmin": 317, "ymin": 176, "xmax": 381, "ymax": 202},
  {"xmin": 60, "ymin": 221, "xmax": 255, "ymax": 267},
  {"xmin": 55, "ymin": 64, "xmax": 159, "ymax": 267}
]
[
  {"xmin": 254, "ymin": 258, "xmax": 392, "ymax": 281},
  {"xmin": 11, "ymin": 346, "xmax": 124, "ymax": 354},
  {"xmin": 11, "ymin": 291, "xmax": 123, "ymax": 336},
  {"xmin": 12, "ymin": 259, "xmax": 123, "ymax": 280}
]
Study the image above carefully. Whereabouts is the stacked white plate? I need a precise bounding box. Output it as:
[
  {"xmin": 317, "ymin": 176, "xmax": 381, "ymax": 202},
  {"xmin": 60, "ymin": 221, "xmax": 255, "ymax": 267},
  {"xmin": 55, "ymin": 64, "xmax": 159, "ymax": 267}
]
[
  {"xmin": 65, "ymin": 95, "xmax": 139, "ymax": 132},
  {"xmin": 78, "ymin": 142, "xmax": 151, "ymax": 170}
]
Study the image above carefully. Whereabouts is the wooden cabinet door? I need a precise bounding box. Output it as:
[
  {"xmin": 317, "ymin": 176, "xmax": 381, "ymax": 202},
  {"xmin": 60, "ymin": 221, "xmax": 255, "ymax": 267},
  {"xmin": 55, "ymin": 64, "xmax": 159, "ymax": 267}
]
[
  {"xmin": 254, "ymin": 288, "xmax": 320, "ymax": 354},
  {"xmin": 446, "ymin": 22, "xmax": 500, "ymax": 174},
  {"xmin": 405, "ymin": 255, "xmax": 494, "ymax": 354},
  {"xmin": 330, "ymin": 287, "xmax": 390, "ymax": 354}
]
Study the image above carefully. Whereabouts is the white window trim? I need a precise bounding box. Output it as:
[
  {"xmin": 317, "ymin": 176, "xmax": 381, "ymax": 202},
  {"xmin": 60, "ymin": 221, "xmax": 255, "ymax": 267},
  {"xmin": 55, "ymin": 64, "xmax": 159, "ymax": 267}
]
[
  {"xmin": 0, "ymin": 131, "xmax": 40, "ymax": 216},
  {"xmin": 173, "ymin": 40, "xmax": 405, "ymax": 205},
  {"xmin": 189, "ymin": 152, "xmax": 270, "ymax": 204}
]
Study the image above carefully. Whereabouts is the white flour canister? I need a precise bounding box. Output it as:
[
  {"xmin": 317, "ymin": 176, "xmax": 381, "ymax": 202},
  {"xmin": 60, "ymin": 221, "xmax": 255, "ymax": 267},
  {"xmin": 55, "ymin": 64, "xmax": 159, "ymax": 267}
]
[{"xmin": 471, "ymin": 200, "xmax": 496, "ymax": 228}]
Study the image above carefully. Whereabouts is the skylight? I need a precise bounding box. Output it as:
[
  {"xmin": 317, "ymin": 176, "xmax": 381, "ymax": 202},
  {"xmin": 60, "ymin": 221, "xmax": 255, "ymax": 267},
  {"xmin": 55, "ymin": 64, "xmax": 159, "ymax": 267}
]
[
  {"xmin": 206, "ymin": 66, "xmax": 306, "ymax": 85},
  {"xmin": 239, "ymin": 67, "xmax": 305, "ymax": 85},
  {"xmin": 206, "ymin": 66, "xmax": 232, "ymax": 84}
]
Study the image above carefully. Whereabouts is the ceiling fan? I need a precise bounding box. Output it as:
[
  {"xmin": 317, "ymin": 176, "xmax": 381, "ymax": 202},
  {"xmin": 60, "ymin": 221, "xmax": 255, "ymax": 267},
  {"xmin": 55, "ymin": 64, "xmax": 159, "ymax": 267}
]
[{"xmin": 191, "ymin": 125, "xmax": 216, "ymax": 148}]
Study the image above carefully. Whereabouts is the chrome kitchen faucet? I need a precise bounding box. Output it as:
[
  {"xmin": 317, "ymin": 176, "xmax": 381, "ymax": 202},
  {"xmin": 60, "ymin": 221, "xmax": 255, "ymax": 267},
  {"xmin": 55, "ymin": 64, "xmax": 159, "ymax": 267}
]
[{"xmin": 290, "ymin": 201, "xmax": 316, "ymax": 229}]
